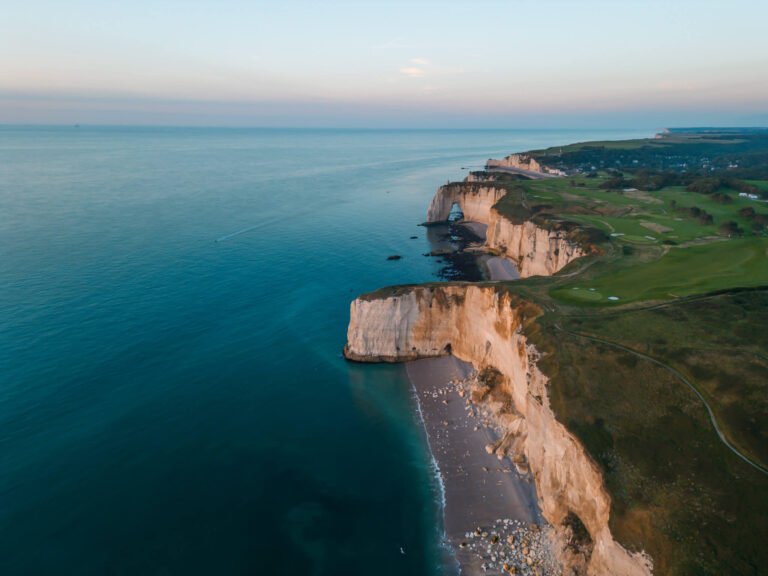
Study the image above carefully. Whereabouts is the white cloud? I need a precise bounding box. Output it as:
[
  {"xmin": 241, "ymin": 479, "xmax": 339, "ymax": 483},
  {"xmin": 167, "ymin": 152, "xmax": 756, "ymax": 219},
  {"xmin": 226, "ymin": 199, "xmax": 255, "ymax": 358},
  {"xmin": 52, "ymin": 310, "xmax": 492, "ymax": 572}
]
[
  {"xmin": 411, "ymin": 58, "xmax": 430, "ymax": 66},
  {"xmin": 400, "ymin": 67, "xmax": 425, "ymax": 78}
]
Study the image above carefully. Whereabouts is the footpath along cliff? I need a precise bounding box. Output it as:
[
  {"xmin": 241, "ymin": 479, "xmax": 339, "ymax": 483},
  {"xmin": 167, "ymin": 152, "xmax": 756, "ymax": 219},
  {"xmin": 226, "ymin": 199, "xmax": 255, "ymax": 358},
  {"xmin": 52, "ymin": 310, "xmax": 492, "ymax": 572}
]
[{"xmin": 344, "ymin": 171, "xmax": 653, "ymax": 575}]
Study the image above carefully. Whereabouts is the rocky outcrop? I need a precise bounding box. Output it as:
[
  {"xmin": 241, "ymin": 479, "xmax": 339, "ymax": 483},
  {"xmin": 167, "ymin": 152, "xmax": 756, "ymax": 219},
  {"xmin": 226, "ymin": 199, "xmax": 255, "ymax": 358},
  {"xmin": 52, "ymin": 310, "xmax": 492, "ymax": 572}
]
[
  {"xmin": 426, "ymin": 183, "xmax": 585, "ymax": 277},
  {"xmin": 426, "ymin": 183, "xmax": 507, "ymax": 223},
  {"xmin": 344, "ymin": 286, "xmax": 653, "ymax": 576}
]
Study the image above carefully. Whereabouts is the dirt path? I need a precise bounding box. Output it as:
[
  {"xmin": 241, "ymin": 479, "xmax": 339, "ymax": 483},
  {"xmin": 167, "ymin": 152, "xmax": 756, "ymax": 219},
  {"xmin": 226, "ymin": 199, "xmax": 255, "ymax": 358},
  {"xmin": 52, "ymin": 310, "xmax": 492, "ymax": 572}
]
[{"xmin": 554, "ymin": 324, "xmax": 768, "ymax": 476}]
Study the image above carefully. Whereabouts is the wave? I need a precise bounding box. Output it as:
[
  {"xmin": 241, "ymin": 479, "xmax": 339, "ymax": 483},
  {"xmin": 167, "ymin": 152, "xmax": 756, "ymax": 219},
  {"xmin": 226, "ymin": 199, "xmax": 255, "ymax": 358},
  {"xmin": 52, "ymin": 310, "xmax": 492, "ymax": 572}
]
[
  {"xmin": 215, "ymin": 225, "xmax": 261, "ymax": 242},
  {"xmin": 410, "ymin": 385, "xmax": 461, "ymax": 576}
]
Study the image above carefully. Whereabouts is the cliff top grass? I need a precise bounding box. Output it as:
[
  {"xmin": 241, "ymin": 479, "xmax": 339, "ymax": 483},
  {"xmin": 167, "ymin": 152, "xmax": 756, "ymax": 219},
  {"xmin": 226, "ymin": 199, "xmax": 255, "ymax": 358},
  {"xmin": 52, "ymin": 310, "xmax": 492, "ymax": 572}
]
[
  {"xmin": 550, "ymin": 238, "xmax": 768, "ymax": 305},
  {"xmin": 358, "ymin": 281, "xmax": 478, "ymax": 302},
  {"xmin": 352, "ymin": 129, "xmax": 768, "ymax": 574},
  {"xmin": 526, "ymin": 128, "xmax": 768, "ymax": 176},
  {"xmin": 483, "ymin": 167, "xmax": 768, "ymax": 306},
  {"xmin": 532, "ymin": 290, "xmax": 768, "ymax": 575},
  {"xmin": 501, "ymin": 131, "xmax": 768, "ymax": 574}
]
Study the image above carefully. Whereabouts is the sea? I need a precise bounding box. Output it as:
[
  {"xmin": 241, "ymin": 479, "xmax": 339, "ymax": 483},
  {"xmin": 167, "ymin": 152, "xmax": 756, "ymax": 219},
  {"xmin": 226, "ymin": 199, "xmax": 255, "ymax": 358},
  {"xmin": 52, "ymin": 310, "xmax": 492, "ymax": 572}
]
[{"xmin": 0, "ymin": 126, "xmax": 651, "ymax": 575}]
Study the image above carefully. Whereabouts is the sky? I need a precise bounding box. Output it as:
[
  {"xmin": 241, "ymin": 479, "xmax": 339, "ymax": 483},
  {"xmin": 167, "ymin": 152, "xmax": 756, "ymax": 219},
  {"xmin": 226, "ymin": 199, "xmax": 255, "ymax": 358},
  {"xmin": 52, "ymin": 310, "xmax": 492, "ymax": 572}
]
[{"xmin": 2, "ymin": 0, "xmax": 767, "ymax": 128}]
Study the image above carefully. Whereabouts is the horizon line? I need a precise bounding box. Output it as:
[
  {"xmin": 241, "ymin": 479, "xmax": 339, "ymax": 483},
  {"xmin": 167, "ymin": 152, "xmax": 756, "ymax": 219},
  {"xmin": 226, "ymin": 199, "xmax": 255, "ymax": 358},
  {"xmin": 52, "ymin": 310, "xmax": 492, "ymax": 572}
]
[{"xmin": 0, "ymin": 123, "xmax": 676, "ymax": 132}]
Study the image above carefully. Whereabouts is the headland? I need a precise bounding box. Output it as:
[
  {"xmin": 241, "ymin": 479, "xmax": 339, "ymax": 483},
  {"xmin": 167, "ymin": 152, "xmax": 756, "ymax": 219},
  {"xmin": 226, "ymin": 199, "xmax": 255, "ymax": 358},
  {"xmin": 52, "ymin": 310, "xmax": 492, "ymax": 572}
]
[{"xmin": 345, "ymin": 128, "xmax": 768, "ymax": 575}]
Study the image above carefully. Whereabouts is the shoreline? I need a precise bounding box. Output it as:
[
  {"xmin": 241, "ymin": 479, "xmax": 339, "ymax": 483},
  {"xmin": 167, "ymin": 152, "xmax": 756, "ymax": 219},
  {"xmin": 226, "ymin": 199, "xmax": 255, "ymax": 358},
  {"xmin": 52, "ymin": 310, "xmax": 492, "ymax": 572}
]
[
  {"xmin": 406, "ymin": 357, "xmax": 559, "ymax": 575},
  {"xmin": 450, "ymin": 221, "xmax": 521, "ymax": 282},
  {"xmin": 482, "ymin": 256, "xmax": 520, "ymax": 281}
]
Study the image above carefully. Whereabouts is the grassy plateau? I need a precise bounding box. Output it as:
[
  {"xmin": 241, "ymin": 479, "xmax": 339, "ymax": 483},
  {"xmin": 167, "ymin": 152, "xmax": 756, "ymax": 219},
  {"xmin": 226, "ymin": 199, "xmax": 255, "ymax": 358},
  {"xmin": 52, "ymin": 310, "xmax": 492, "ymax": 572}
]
[{"xmin": 472, "ymin": 130, "xmax": 768, "ymax": 574}]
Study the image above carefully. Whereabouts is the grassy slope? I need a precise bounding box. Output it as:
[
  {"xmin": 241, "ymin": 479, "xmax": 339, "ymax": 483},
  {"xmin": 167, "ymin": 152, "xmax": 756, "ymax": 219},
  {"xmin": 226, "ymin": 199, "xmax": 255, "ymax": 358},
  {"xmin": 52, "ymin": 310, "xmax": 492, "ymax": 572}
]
[
  {"xmin": 489, "ymin": 154, "xmax": 768, "ymax": 573},
  {"xmin": 552, "ymin": 238, "xmax": 768, "ymax": 305},
  {"xmin": 361, "ymin": 135, "xmax": 768, "ymax": 574},
  {"xmin": 490, "ymin": 173, "xmax": 768, "ymax": 306},
  {"xmin": 531, "ymin": 292, "xmax": 768, "ymax": 575}
]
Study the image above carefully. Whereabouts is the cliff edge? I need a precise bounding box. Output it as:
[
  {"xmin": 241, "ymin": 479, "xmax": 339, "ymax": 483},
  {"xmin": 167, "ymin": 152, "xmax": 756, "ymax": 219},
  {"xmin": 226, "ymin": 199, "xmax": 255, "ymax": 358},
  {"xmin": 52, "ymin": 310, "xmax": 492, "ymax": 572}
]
[
  {"xmin": 344, "ymin": 286, "xmax": 652, "ymax": 576},
  {"xmin": 425, "ymin": 181, "xmax": 585, "ymax": 277},
  {"xmin": 486, "ymin": 153, "xmax": 567, "ymax": 177}
]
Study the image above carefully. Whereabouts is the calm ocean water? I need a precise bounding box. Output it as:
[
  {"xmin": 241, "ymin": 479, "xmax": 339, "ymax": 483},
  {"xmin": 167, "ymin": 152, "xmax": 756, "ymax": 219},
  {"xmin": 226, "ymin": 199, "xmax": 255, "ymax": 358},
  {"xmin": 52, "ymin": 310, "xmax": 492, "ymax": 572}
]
[{"xmin": 0, "ymin": 126, "xmax": 650, "ymax": 575}]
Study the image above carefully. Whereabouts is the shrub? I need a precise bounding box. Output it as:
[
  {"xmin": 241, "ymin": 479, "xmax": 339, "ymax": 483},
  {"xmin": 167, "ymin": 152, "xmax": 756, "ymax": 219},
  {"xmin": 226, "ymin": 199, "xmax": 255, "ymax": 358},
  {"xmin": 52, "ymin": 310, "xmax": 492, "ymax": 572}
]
[
  {"xmin": 687, "ymin": 178, "xmax": 723, "ymax": 194},
  {"xmin": 718, "ymin": 221, "xmax": 744, "ymax": 236},
  {"xmin": 711, "ymin": 192, "xmax": 733, "ymax": 204},
  {"xmin": 599, "ymin": 176, "xmax": 629, "ymax": 190}
]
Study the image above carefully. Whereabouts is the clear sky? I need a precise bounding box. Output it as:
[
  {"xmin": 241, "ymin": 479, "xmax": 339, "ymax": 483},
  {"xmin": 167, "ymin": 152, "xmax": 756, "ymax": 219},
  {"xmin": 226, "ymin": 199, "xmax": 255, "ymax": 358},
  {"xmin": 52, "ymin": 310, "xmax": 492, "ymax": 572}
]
[{"xmin": 2, "ymin": 0, "xmax": 767, "ymax": 128}]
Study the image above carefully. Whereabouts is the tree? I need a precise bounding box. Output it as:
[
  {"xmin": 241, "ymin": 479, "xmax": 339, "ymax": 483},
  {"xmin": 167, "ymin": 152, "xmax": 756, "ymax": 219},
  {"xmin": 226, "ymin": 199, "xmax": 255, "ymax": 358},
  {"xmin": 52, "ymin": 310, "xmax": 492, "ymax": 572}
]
[
  {"xmin": 687, "ymin": 178, "xmax": 722, "ymax": 194},
  {"xmin": 711, "ymin": 193, "xmax": 732, "ymax": 204}
]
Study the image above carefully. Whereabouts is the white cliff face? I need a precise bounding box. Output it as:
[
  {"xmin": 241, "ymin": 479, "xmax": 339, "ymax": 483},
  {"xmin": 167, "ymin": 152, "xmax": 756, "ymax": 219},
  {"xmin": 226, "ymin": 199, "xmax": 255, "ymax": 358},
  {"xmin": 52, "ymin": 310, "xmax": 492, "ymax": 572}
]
[
  {"xmin": 344, "ymin": 286, "xmax": 653, "ymax": 576},
  {"xmin": 464, "ymin": 172, "xmax": 499, "ymax": 183},
  {"xmin": 426, "ymin": 183, "xmax": 585, "ymax": 277},
  {"xmin": 487, "ymin": 214, "xmax": 585, "ymax": 278},
  {"xmin": 487, "ymin": 153, "xmax": 545, "ymax": 173},
  {"xmin": 486, "ymin": 153, "xmax": 567, "ymax": 177},
  {"xmin": 426, "ymin": 183, "xmax": 507, "ymax": 223}
]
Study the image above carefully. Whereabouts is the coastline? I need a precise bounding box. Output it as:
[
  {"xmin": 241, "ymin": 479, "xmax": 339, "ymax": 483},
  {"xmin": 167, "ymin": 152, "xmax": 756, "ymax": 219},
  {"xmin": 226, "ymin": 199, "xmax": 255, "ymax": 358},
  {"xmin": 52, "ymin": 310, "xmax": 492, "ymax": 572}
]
[
  {"xmin": 406, "ymin": 357, "xmax": 559, "ymax": 575},
  {"xmin": 451, "ymin": 221, "xmax": 521, "ymax": 281},
  {"xmin": 342, "ymin": 129, "xmax": 768, "ymax": 574},
  {"xmin": 482, "ymin": 256, "xmax": 520, "ymax": 281}
]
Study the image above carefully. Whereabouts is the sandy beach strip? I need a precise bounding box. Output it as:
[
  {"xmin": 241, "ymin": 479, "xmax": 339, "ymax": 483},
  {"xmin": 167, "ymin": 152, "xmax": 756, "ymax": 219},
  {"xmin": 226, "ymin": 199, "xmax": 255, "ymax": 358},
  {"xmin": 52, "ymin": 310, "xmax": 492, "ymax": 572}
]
[
  {"xmin": 456, "ymin": 221, "xmax": 488, "ymax": 241},
  {"xmin": 484, "ymin": 257, "xmax": 520, "ymax": 281},
  {"xmin": 452, "ymin": 221, "xmax": 520, "ymax": 282},
  {"xmin": 407, "ymin": 357, "xmax": 557, "ymax": 575}
]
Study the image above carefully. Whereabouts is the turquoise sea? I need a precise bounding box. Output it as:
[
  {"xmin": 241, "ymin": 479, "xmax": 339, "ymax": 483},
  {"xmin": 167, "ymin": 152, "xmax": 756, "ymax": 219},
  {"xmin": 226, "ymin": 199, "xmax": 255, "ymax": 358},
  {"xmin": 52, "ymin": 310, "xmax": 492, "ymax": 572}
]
[{"xmin": 0, "ymin": 126, "xmax": 650, "ymax": 575}]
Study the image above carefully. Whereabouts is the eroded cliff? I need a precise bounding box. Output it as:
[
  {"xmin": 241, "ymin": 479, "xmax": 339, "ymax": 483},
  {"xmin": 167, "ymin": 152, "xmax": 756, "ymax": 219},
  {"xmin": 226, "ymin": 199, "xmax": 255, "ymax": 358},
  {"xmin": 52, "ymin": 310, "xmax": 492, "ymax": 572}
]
[
  {"xmin": 426, "ymin": 182, "xmax": 585, "ymax": 277},
  {"xmin": 486, "ymin": 153, "xmax": 566, "ymax": 176},
  {"xmin": 487, "ymin": 153, "xmax": 546, "ymax": 173},
  {"xmin": 344, "ymin": 286, "xmax": 652, "ymax": 576},
  {"xmin": 426, "ymin": 183, "xmax": 507, "ymax": 223}
]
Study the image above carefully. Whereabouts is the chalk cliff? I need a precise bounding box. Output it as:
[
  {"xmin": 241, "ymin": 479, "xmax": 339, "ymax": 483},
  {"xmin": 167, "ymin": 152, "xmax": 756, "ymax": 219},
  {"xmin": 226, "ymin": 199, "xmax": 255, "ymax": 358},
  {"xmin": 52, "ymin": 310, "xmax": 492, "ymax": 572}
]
[
  {"xmin": 486, "ymin": 153, "xmax": 566, "ymax": 177},
  {"xmin": 426, "ymin": 182, "xmax": 585, "ymax": 277},
  {"xmin": 486, "ymin": 214, "xmax": 585, "ymax": 278},
  {"xmin": 487, "ymin": 153, "xmax": 546, "ymax": 173},
  {"xmin": 464, "ymin": 171, "xmax": 500, "ymax": 183},
  {"xmin": 426, "ymin": 183, "xmax": 507, "ymax": 223},
  {"xmin": 344, "ymin": 286, "xmax": 653, "ymax": 576}
]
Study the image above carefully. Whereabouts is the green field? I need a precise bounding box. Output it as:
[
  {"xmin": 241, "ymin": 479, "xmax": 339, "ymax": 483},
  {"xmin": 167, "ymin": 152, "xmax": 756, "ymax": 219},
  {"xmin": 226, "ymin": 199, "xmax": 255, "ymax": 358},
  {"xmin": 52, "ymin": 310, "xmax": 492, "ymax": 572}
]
[
  {"xmin": 398, "ymin": 132, "xmax": 768, "ymax": 574},
  {"xmin": 503, "ymin": 149, "xmax": 768, "ymax": 573},
  {"xmin": 551, "ymin": 238, "xmax": 768, "ymax": 305},
  {"xmin": 528, "ymin": 290, "xmax": 768, "ymax": 575},
  {"xmin": 531, "ymin": 291, "xmax": 768, "ymax": 575},
  {"xmin": 487, "ymin": 171, "xmax": 768, "ymax": 306}
]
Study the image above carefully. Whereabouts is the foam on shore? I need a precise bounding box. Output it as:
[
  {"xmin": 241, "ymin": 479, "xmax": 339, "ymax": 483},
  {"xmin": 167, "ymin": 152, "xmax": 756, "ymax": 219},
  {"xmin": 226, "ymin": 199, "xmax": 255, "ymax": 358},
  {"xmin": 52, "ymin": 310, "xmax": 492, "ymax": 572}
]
[{"xmin": 406, "ymin": 356, "xmax": 559, "ymax": 575}]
